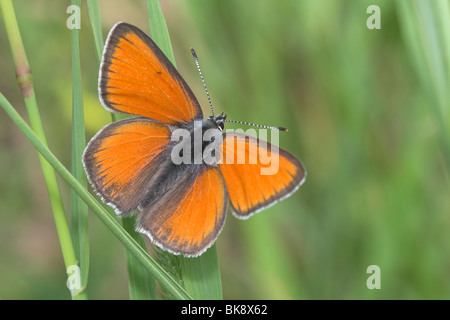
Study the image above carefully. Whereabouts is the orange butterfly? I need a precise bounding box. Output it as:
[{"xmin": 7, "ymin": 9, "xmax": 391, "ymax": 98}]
[{"xmin": 83, "ymin": 22, "xmax": 306, "ymax": 257}]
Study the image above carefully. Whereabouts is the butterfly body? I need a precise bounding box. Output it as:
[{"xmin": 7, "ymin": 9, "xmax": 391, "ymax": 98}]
[
  {"xmin": 184, "ymin": 115, "xmax": 225, "ymax": 164},
  {"xmin": 83, "ymin": 22, "xmax": 306, "ymax": 256}
]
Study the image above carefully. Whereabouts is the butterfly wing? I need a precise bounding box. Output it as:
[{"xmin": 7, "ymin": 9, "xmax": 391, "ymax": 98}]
[
  {"xmin": 219, "ymin": 132, "xmax": 306, "ymax": 218},
  {"xmin": 137, "ymin": 165, "xmax": 228, "ymax": 257},
  {"xmin": 99, "ymin": 22, "xmax": 203, "ymax": 124},
  {"xmin": 83, "ymin": 117, "xmax": 173, "ymax": 215}
]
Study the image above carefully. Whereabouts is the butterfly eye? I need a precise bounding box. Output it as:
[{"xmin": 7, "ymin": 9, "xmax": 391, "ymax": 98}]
[{"xmin": 218, "ymin": 122, "xmax": 224, "ymax": 131}]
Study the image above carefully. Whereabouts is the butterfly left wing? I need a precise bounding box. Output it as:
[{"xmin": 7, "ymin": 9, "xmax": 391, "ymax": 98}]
[
  {"xmin": 137, "ymin": 165, "xmax": 228, "ymax": 257},
  {"xmin": 218, "ymin": 132, "xmax": 306, "ymax": 218},
  {"xmin": 99, "ymin": 22, "xmax": 203, "ymax": 125}
]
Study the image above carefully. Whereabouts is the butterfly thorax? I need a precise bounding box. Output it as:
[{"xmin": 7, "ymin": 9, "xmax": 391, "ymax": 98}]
[{"xmin": 169, "ymin": 113, "xmax": 226, "ymax": 167}]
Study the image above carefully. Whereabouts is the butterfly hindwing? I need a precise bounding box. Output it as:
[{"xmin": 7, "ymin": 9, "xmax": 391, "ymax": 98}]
[
  {"xmin": 99, "ymin": 22, "xmax": 203, "ymax": 125},
  {"xmin": 137, "ymin": 164, "xmax": 228, "ymax": 257}
]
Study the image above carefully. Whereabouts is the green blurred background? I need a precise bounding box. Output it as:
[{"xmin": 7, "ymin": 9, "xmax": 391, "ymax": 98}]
[{"xmin": 1, "ymin": 0, "xmax": 449, "ymax": 299}]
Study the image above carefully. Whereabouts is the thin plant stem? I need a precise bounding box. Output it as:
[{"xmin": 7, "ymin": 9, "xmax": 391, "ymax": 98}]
[
  {"xmin": 0, "ymin": 0, "xmax": 83, "ymax": 299},
  {"xmin": 86, "ymin": 0, "xmax": 118, "ymax": 123},
  {"xmin": 70, "ymin": 0, "xmax": 89, "ymax": 299}
]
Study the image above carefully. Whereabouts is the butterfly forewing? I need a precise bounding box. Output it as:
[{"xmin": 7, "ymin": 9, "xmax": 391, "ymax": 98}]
[{"xmin": 99, "ymin": 22, "xmax": 203, "ymax": 125}]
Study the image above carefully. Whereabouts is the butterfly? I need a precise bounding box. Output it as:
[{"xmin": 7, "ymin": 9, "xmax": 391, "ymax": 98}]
[{"xmin": 83, "ymin": 22, "xmax": 306, "ymax": 257}]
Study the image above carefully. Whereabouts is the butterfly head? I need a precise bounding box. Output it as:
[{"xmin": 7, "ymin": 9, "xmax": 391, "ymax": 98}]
[{"xmin": 210, "ymin": 112, "xmax": 227, "ymax": 131}]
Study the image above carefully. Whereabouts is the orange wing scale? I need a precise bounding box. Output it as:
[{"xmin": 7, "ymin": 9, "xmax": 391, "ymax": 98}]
[
  {"xmin": 219, "ymin": 133, "xmax": 306, "ymax": 218},
  {"xmin": 138, "ymin": 166, "xmax": 228, "ymax": 257},
  {"xmin": 99, "ymin": 22, "xmax": 203, "ymax": 125},
  {"xmin": 83, "ymin": 118, "xmax": 172, "ymax": 214}
]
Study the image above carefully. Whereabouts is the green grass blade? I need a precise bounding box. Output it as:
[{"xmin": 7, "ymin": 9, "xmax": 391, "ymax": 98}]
[
  {"xmin": 147, "ymin": 0, "xmax": 223, "ymax": 300},
  {"xmin": 180, "ymin": 245, "xmax": 222, "ymax": 299},
  {"xmin": 86, "ymin": 0, "xmax": 117, "ymax": 123},
  {"xmin": 396, "ymin": 0, "xmax": 450, "ymax": 158},
  {"xmin": 70, "ymin": 0, "xmax": 89, "ymax": 299},
  {"xmin": 0, "ymin": 0, "xmax": 82, "ymax": 299},
  {"xmin": 147, "ymin": 0, "xmax": 175, "ymax": 65},
  {"xmin": 122, "ymin": 217, "xmax": 157, "ymax": 299},
  {"xmin": 0, "ymin": 93, "xmax": 192, "ymax": 300},
  {"xmin": 86, "ymin": 0, "xmax": 104, "ymax": 63}
]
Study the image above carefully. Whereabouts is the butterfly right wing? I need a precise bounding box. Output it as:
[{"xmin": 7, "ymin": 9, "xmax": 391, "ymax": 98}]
[{"xmin": 83, "ymin": 117, "xmax": 173, "ymax": 215}]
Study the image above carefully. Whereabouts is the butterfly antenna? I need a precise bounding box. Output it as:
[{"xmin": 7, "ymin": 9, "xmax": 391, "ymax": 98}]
[
  {"xmin": 225, "ymin": 119, "xmax": 288, "ymax": 132},
  {"xmin": 191, "ymin": 48, "xmax": 215, "ymax": 117}
]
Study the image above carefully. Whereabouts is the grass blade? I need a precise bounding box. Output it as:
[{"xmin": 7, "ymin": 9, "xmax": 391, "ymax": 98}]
[
  {"xmin": 147, "ymin": 0, "xmax": 175, "ymax": 64},
  {"xmin": 0, "ymin": 0, "xmax": 82, "ymax": 299},
  {"xmin": 70, "ymin": 0, "xmax": 89, "ymax": 299},
  {"xmin": 86, "ymin": 0, "xmax": 118, "ymax": 123},
  {"xmin": 180, "ymin": 245, "xmax": 222, "ymax": 299},
  {"xmin": 86, "ymin": 0, "xmax": 104, "ymax": 63},
  {"xmin": 396, "ymin": 0, "xmax": 450, "ymax": 158},
  {"xmin": 122, "ymin": 217, "xmax": 157, "ymax": 299}
]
